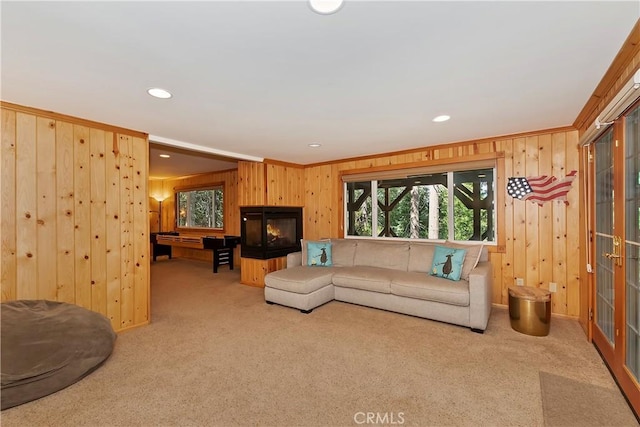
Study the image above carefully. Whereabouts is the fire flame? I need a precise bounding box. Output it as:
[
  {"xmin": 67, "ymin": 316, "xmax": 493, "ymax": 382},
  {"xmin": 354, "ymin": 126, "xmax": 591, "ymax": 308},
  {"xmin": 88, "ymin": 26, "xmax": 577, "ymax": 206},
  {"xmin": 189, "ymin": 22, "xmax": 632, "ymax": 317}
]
[{"xmin": 266, "ymin": 223, "xmax": 281, "ymax": 237}]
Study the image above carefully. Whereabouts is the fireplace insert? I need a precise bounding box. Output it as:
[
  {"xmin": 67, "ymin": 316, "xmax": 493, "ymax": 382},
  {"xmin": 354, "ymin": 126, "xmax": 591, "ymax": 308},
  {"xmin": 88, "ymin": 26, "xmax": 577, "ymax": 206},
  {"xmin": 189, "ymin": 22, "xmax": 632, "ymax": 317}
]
[{"xmin": 240, "ymin": 206, "xmax": 303, "ymax": 259}]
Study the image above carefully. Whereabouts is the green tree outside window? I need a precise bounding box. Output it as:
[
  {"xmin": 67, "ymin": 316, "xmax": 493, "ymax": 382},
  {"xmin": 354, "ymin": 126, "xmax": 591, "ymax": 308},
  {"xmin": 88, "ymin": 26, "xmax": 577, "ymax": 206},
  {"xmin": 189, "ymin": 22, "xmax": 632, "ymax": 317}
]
[{"xmin": 177, "ymin": 187, "xmax": 224, "ymax": 229}]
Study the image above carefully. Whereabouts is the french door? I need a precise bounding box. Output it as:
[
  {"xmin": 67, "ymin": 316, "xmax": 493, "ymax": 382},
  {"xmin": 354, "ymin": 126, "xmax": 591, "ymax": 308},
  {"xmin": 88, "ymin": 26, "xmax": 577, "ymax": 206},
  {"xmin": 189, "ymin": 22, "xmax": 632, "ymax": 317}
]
[{"xmin": 592, "ymin": 101, "xmax": 640, "ymax": 412}]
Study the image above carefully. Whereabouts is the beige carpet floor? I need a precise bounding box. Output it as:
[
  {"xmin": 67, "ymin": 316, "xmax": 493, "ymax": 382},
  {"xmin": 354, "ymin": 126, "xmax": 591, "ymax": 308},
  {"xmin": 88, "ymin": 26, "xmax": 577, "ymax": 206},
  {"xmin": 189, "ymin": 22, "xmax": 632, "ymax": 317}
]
[{"xmin": 1, "ymin": 258, "xmax": 637, "ymax": 426}]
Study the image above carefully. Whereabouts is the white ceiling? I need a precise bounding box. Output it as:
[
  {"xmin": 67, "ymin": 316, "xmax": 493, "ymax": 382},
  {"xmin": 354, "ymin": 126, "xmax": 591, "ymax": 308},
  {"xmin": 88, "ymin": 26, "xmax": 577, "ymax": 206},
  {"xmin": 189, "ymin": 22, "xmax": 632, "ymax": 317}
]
[{"xmin": 2, "ymin": 1, "xmax": 639, "ymax": 178}]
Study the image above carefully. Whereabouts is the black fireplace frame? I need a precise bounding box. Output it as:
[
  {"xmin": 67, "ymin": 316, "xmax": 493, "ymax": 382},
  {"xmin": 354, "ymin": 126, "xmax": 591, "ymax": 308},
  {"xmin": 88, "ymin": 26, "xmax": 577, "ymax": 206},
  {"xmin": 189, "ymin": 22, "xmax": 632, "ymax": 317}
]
[{"xmin": 240, "ymin": 206, "xmax": 303, "ymax": 259}]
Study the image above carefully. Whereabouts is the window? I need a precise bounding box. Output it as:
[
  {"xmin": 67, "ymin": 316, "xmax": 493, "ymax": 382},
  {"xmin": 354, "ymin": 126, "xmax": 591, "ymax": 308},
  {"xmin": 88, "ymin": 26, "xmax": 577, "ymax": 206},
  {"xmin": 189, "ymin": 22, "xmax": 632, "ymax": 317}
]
[
  {"xmin": 344, "ymin": 164, "xmax": 496, "ymax": 243},
  {"xmin": 176, "ymin": 185, "xmax": 224, "ymax": 229}
]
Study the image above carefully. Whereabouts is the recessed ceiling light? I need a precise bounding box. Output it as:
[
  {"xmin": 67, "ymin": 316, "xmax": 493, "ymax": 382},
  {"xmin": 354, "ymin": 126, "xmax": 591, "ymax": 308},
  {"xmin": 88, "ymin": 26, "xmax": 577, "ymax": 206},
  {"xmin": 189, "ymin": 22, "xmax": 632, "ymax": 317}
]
[
  {"xmin": 309, "ymin": 0, "xmax": 344, "ymax": 15},
  {"xmin": 159, "ymin": 154, "xmax": 171, "ymax": 158},
  {"xmin": 432, "ymin": 115, "xmax": 451, "ymax": 123},
  {"xmin": 308, "ymin": 143, "xmax": 322, "ymax": 148},
  {"xmin": 147, "ymin": 88, "xmax": 172, "ymax": 99}
]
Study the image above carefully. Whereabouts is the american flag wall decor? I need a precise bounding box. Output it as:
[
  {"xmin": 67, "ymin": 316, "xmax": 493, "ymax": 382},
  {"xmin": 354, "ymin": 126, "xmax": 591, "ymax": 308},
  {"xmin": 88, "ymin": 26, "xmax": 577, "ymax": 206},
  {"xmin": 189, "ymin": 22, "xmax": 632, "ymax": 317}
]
[{"xmin": 506, "ymin": 170, "xmax": 577, "ymax": 206}]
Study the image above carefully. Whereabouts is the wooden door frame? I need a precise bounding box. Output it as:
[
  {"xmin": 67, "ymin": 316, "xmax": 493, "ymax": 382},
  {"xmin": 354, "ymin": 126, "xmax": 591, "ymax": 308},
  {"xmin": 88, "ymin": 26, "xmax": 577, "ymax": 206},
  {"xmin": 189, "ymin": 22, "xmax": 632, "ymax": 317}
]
[
  {"xmin": 590, "ymin": 128, "xmax": 616, "ymax": 365},
  {"xmin": 589, "ymin": 110, "xmax": 640, "ymax": 415},
  {"xmin": 614, "ymin": 111, "xmax": 640, "ymax": 413}
]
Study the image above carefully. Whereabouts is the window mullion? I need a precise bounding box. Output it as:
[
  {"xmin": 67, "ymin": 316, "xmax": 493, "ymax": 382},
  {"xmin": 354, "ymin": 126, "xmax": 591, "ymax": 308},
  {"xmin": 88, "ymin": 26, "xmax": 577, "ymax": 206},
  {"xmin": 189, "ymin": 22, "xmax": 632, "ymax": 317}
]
[
  {"xmin": 343, "ymin": 182, "xmax": 348, "ymax": 238},
  {"xmin": 447, "ymin": 171, "xmax": 454, "ymax": 241},
  {"xmin": 210, "ymin": 190, "xmax": 214, "ymax": 228},
  {"xmin": 187, "ymin": 192, "xmax": 192, "ymax": 228},
  {"xmin": 372, "ymin": 180, "xmax": 378, "ymax": 237}
]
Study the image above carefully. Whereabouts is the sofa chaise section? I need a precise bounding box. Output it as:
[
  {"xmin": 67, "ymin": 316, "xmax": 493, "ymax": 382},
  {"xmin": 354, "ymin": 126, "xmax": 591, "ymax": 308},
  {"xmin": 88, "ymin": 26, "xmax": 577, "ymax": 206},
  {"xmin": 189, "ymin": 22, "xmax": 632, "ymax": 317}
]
[{"xmin": 264, "ymin": 265, "xmax": 335, "ymax": 313}]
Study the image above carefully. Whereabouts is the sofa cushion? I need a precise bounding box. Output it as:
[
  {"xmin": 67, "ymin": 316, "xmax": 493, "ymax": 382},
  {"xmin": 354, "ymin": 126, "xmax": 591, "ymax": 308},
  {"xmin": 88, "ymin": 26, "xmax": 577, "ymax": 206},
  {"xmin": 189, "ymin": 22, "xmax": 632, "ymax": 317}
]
[
  {"xmin": 332, "ymin": 266, "xmax": 394, "ymax": 294},
  {"xmin": 444, "ymin": 241, "xmax": 484, "ymax": 281},
  {"xmin": 307, "ymin": 241, "xmax": 333, "ymax": 266},
  {"xmin": 353, "ymin": 241, "xmax": 409, "ymax": 270},
  {"xmin": 264, "ymin": 266, "xmax": 335, "ymax": 294},
  {"xmin": 408, "ymin": 243, "xmax": 436, "ymax": 273},
  {"xmin": 330, "ymin": 239, "xmax": 357, "ymax": 267},
  {"xmin": 430, "ymin": 245, "xmax": 466, "ymax": 281},
  {"xmin": 390, "ymin": 272, "xmax": 470, "ymax": 306}
]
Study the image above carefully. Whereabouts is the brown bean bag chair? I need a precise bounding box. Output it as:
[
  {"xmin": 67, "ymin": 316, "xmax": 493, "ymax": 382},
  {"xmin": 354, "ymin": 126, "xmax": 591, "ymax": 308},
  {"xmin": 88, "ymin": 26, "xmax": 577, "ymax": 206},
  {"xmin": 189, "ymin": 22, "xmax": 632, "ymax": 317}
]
[{"xmin": 1, "ymin": 300, "xmax": 116, "ymax": 410}]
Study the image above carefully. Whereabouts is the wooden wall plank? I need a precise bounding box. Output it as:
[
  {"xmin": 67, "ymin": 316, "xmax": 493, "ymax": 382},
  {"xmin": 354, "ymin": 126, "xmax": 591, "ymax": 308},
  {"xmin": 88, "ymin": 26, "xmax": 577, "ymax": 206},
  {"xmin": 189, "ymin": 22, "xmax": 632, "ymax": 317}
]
[
  {"xmin": 36, "ymin": 117, "xmax": 57, "ymax": 300},
  {"xmin": 74, "ymin": 125, "xmax": 92, "ymax": 309},
  {"xmin": 512, "ymin": 137, "xmax": 527, "ymax": 287},
  {"xmin": 105, "ymin": 132, "xmax": 121, "ymax": 328},
  {"xmin": 1, "ymin": 108, "xmax": 17, "ymax": 301},
  {"xmin": 90, "ymin": 128, "xmax": 107, "ymax": 315},
  {"xmin": 132, "ymin": 136, "xmax": 149, "ymax": 325},
  {"xmin": 16, "ymin": 113, "xmax": 38, "ymax": 299},
  {"xmin": 501, "ymin": 139, "xmax": 514, "ymax": 305},
  {"xmin": 551, "ymin": 132, "xmax": 568, "ymax": 315},
  {"xmin": 538, "ymin": 134, "xmax": 553, "ymax": 293},
  {"xmin": 119, "ymin": 135, "xmax": 135, "ymax": 329},
  {"xmin": 266, "ymin": 164, "xmax": 281, "ymax": 205},
  {"xmin": 525, "ymin": 136, "xmax": 540, "ymax": 289},
  {"xmin": 55, "ymin": 121, "xmax": 75, "ymax": 303},
  {"xmin": 566, "ymin": 131, "xmax": 581, "ymax": 317}
]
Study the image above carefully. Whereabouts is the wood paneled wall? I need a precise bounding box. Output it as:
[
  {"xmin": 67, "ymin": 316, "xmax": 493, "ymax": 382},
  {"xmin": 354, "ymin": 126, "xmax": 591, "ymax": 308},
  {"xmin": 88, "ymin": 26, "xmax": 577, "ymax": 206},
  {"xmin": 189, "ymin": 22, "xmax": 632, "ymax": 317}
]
[
  {"xmin": 236, "ymin": 160, "xmax": 304, "ymax": 286},
  {"xmin": 240, "ymin": 257, "xmax": 287, "ymax": 288},
  {"xmin": 149, "ymin": 169, "xmax": 240, "ymax": 265},
  {"xmin": 238, "ymin": 160, "xmax": 304, "ymax": 207},
  {"xmin": 265, "ymin": 160, "xmax": 305, "ymax": 206},
  {"xmin": 303, "ymin": 128, "xmax": 582, "ymax": 316},
  {"xmin": 1, "ymin": 103, "xmax": 150, "ymax": 332},
  {"xmin": 238, "ymin": 161, "xmax": 266, "ymax": 206}
]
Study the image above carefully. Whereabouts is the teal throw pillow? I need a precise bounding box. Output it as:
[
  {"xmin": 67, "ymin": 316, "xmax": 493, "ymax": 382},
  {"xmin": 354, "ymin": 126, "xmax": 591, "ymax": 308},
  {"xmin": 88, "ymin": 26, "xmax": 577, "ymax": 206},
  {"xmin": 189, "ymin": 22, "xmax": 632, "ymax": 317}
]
[
  {"xmin": 430, "ymin": 245, "xmax": 467, "ymax": 281},
  {"xmin": 307, "ymin": 241, "xmax": 333, "ymax": 267}
]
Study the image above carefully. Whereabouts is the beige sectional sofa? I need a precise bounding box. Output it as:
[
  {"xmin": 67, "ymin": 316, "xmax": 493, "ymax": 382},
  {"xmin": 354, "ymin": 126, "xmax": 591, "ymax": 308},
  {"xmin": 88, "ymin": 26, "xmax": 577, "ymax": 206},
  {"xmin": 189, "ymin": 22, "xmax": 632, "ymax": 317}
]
[{"xmin": 264, "ymin": 238, "xmax": 493, "ymax": 333}]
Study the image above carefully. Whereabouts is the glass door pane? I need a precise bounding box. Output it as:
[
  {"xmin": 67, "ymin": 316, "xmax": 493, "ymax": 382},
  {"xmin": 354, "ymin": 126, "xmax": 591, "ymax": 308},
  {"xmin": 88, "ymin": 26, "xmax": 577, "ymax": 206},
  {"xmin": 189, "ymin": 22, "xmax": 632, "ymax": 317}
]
[
  {"xmin": 595, "ymin": 129, "xmax": 616, "ymax": 344},
  {"xmin": 625, "ymin": 105, "xmax": 640, "ymax": 380}
]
